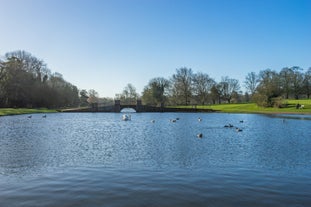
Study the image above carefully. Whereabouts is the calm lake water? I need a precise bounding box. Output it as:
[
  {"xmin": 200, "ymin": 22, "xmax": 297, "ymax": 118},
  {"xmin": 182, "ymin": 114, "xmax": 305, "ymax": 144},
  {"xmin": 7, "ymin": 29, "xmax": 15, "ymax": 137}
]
[{"xmin": 0, "ymin": 112, "xmax": 310, "ymax": 207}]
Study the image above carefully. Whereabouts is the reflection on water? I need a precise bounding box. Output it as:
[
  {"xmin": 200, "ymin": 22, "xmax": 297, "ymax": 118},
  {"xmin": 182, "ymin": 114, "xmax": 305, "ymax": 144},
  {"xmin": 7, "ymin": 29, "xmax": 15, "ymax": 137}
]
[
  {"xmin": 266, "ymin": 113, "xmax": 311, "ymax": 121},
  {"xmin": 0, "ymin": 113, "xmax": 311, "ymax": 206}
]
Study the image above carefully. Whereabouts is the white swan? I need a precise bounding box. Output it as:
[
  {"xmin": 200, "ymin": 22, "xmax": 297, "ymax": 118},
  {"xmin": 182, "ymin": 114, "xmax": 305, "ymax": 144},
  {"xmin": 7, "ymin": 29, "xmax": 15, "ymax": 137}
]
[{"xmin": 122, "ymin": 114, "xmax": 131, "ymax": 121}]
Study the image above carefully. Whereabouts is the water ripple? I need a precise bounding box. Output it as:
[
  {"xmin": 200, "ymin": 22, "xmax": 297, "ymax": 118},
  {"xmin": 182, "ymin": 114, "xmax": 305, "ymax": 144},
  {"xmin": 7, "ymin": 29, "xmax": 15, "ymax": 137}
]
[{"xmin": 0, "ymin": 113, "xmax": 310, "ymax": 206}]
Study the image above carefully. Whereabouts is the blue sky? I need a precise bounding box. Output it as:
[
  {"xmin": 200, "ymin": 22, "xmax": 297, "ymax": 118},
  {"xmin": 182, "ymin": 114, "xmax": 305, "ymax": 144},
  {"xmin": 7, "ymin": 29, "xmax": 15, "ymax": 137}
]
[{"xmin": 0, "ymin": 0, "xmax": 310, "ymax": 97}]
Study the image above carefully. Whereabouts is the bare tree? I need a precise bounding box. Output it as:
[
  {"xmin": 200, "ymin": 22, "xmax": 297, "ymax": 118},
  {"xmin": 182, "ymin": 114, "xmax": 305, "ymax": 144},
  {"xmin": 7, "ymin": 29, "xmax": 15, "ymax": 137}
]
[
  {"xmin": 290, "ymin": 66, "xmax": 304, "ymax": 99},
  {"xmin": 121, "ymin": 83, "xmax": 138, "ymax": 104},
  {"xmin": 170, "ymin": 67, "xmax": 193, "ymax": 105},
  {"xmin": 303, "ymin": 67, "xmax": 311, "ymax": 98},
  {"xmin": 210, "ymin": 84, "xmax": 221, "ymax": 104},
  {"xmin": 279, "ymin": 66, "xmax": 304, "ymax": 99},
  {"xmin": 244, "ymin": 72, "xmax": 259, "ymax": 96},
  {"xmin": 254, "ymin": 69, "xmax": 282, "ymax": 107},
  {"xmin": 5, "ymin": 50, "xmax": 49, "ymax": 82},
  {"xmin": 0, "ymin": 59, "xmax": 5, "ymax": 81},
  {"xmin": 218, "ymin": 76, "xmax": 240, "ymax": 103},
  {"xmin": 192, "ymin": 72, "xmax": 215, "ymax": 105},
  {"xmin": 88, "ymin": 89, "xmax": 99, "ymax": 104},
  {"xmin": 142, "ymin": 77, "xmax": 170, "ymax": 106},
  {"xmin": 79, "ymin": 89, "xmax": 89, "ymax": 106},
  {"xmin": 279, "ymin": 67, "xmax": 293, "ymax": 99}
]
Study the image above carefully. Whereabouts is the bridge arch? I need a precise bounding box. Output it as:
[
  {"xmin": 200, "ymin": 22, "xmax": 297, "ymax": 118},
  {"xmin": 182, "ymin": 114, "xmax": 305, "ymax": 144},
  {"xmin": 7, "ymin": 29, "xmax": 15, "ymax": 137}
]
[
  {"xmin": 120, "ymin": 108, "xmax": 136, "ymax": 113},
  {"xmin": 114, "ymin": 99, "xmax": 142, "ymax": 112}
]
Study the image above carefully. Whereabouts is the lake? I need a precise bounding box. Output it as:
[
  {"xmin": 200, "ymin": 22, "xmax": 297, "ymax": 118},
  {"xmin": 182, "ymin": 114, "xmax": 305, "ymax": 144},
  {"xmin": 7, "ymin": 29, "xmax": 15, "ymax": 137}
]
[{"xmin": 0, "ymin": 112, "xmax": 310, "ymax": 207}]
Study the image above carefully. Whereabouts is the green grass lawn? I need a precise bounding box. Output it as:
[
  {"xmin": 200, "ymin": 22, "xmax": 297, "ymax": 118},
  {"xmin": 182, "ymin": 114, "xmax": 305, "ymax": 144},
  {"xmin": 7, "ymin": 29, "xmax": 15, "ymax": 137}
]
[
  {"xmin": 0, "ymin": 108, "xmax": 57, "ymax": 116},
  {"xmin": 174, "ymin": 99, "xmax": 311, "ymax": 114}
]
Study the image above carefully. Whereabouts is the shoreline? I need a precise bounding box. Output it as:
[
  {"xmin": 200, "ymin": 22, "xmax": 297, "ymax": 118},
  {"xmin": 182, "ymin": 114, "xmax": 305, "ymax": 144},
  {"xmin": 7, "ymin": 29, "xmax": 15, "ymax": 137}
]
[
  {"xmin": 211, "ymin": 110, "xmax": 311, "ymax": 115},
  {"xmin": 1, "ymin": 109, "xmax": 310, "ymax": 117},
  {"xmin": 0, "ymin": 108, "xmax": 57, "ymax": 117}
]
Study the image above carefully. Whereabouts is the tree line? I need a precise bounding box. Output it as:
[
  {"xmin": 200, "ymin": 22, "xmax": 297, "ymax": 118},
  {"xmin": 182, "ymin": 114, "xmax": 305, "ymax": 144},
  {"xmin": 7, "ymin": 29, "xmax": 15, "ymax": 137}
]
[
  {"xmin": 118, "ymin": 67, "xmax": 311, "ymax": 108},
  {"xmin": 0, "ymin": 51, "xmax": 83, "ymax": 108},
  {"xmin": 1, "ymin": 50, "xmax": 310, "ymax": 109},
  {"xmin": 249, "ymin": 67, "xmax": 311, "ymax": 107}
]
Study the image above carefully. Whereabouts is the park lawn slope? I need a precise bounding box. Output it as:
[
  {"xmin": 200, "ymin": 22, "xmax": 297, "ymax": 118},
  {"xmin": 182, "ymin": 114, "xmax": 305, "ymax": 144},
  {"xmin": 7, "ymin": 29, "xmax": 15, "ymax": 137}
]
[
  {"xmin": 208, "ymin": 103, "xmax": 310, "ymax": 114},
  {"xmin": 174, "ymin": 99, "xmax": 311, "ymax": 114},
  {"xmin": 0, "ymin": 108, "xmax": 57, "ymax": 116}
]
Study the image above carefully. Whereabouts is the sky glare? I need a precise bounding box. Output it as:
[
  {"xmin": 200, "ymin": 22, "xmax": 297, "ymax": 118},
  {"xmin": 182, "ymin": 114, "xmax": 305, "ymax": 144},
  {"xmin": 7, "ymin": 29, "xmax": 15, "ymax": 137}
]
[{"xmin": 0, "ymin": 0, "xmax": 310, "ymax": 97}]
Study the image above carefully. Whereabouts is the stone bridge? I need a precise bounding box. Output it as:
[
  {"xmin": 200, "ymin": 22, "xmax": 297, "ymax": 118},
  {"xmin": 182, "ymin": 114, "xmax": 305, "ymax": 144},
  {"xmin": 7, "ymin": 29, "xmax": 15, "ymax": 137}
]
[
  {"xmin": 63, "ymin": 100, "xmax": 216, "ymax": 113},
  {"xmin": 97, "ymin": 100, "xmax": 166, "ymax": 112}
]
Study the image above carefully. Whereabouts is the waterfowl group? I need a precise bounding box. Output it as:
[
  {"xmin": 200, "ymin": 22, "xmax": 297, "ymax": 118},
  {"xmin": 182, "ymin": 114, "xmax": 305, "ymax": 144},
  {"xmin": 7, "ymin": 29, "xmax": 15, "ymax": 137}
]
[
  {"xmin": 224, "ymin": 124, "xmax": 234, "ymax": 128},
  {"xmin": 150, "ymin": 116, "xmax": 244, "ymax": 139},
  {"xmin": 27, "ymin": 114, "xmax": 48, "ymax": 119},
  {"xmin": 224, "ymin": 121, "xmax": 244, "ymax": 132}
]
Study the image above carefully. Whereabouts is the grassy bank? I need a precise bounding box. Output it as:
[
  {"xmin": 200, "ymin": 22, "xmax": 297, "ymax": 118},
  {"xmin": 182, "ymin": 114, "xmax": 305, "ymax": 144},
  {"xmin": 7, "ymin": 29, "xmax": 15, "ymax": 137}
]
[
  {"xmin": 0, "ymin": 108, "xmax": 57, "ymax": 116},
  {"xmin": 174, "ymin": 99, "xmax": 311, "ymax": 114}
]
